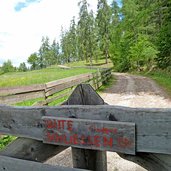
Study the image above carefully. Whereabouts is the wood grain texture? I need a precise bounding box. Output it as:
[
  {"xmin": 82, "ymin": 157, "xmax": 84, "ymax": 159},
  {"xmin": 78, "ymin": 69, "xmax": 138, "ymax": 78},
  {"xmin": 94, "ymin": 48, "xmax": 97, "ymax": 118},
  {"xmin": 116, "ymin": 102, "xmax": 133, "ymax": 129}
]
[
  {"xmin": 66, "ymin": 84, "xmax": 107, "ymax": 171},
  {"xmin": 0, "ymin": 84, "xmax": 45, "ymax": 96},
  {"xmin": 0, "ymin": 137, "xmax": 67, "ymax": 162},
  {"xmin": 0, "ymin": 91, "xmax": 45, "ymax": 105},
  {"xmin": 65, "ymin": 84, "xmax": 104, "ymax": 105},
  {"xmin": 46, "ymin": 74, "xmax": 93, "ymax": 88},
  {"xmin": 0, "ymin": 156, "xmax": 89, "ymax": 171},
  {"xmin": 45, "ymin": 75, "xmax": 93, "ymax": 97},
  {"xmin": 42, "ymin": 117, "xmax": 135, "ymax": 154},
  {"xmin": 1, "ymin": 105, "xmax": 171, "ymax": 154}
]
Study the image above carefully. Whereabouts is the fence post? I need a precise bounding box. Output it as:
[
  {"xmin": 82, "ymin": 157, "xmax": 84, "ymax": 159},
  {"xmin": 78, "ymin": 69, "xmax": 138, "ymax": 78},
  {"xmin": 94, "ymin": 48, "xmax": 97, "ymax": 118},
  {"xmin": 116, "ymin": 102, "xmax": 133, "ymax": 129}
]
[{"xmin": 65, "ymin": 84, "xmax": 107, "ymax": 171}]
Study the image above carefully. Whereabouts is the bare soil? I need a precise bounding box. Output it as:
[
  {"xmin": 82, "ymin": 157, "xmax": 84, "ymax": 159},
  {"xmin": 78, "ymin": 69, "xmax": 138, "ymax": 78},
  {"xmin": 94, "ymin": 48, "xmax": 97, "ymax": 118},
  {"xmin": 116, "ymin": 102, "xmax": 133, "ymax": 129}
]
[{"xmin": 45, "ymin": 73, "xmax": 171, "ymax": 171}]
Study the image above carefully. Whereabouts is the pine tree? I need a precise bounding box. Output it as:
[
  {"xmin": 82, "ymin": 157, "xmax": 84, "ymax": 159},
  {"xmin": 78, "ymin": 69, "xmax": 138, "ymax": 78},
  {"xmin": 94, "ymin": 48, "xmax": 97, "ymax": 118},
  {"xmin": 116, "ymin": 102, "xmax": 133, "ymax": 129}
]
[
  {"xmin": 96, "ymin": 0, "xmax": 111, "ymax": 64},
  {"xmin": 77, "ymin": 0, "xmax": 90, "ymax": 62},
  {"xmin": 39, "ymin": 36, "xmax": 51, "ymax": 68}
]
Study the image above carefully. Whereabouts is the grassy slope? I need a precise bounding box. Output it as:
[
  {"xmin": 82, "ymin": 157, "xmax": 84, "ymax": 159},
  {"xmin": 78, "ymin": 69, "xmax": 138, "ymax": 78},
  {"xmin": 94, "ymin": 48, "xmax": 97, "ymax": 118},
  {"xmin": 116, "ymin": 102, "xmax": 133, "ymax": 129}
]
[
  {"xmin": 0, "ymin": 66, "xmax": 96, "ymax": 87},
  {"xmin": 66, "ymin": 59, "xmax": 113, "ymax": 68},
  {"xmin": 146, "ymin": 70, "xmax": 171, "ymax": 97}
]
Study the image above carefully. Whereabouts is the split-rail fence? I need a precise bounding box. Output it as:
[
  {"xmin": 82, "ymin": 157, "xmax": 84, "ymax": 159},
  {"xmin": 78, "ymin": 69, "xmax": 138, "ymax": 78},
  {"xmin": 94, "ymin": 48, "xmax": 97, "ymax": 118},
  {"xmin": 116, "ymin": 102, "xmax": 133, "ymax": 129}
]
[{"xmin": 0, "ymin": 68, "xmax": 171, "ymax": 171}]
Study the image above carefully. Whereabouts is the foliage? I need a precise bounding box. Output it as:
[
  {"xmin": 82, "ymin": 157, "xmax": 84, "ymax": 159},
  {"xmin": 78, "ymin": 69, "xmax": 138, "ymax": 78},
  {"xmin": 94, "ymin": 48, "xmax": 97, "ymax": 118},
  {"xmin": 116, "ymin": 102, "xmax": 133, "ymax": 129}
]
[
  {"xmin": 0, "ymin": 136, "xmax": 16, "ymax": 149},
  {"xmin": 129, "ymin": 35, "xmax": 158, "ymax": 71},
  {"xmin": 18, "ymin": 62, "xmax": 27, "ymax": 72},
  {"xmin": 1, "ymin": 60, "xmax": 15, "ymax": 73},
  {"xmin": 27, "ymin": 53, "xmax": 39, "ymax": 70},
  {"xmin": 146, "ymin": 70, "xmax": 171, "ymax": 97},
  {"xmin": 3, "ymin": 0, "xmax": 170, "ymax": 73},
  {"xmin": 96, "ymin": 0, "xmax": 111, "ymax": 64}
]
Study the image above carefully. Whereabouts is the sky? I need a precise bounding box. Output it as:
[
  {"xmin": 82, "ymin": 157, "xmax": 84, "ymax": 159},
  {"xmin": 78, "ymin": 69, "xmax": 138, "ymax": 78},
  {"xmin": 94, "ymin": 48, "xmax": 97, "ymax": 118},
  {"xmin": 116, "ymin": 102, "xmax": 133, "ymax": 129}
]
[{"xmin": 0, "ymin": 0, "xmax": 114, "ymax": 67}]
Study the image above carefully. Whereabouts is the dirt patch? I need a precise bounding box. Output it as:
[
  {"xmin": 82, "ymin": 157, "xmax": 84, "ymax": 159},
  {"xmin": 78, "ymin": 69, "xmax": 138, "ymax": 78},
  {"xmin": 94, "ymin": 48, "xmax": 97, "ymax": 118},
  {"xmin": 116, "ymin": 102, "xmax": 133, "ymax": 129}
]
[{"xmin": 46, "ymin": 73, "xmax": 171, "ymax": 171}]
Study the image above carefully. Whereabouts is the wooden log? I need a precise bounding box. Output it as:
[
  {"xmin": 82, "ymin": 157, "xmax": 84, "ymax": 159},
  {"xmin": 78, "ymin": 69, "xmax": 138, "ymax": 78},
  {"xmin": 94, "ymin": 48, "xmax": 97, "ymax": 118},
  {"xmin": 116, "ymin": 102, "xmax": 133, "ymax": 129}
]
[
  {"xmin": 1, "ymin": 105, "xmax": 171, "ymax": 154},
  {"xmin": 0, "ymin": 156, "xmax": 89, "ymax": 171},
  {"xmin": 0, "ymin": 91, "xmax": 45, "ymax": 105},
  {"xmin": 0, "ymin": 84, "xmax": 45, "ymax": 96},
  {"xmin": 65, "ymin": 84, "xmax": 107, "ymax": 171}
]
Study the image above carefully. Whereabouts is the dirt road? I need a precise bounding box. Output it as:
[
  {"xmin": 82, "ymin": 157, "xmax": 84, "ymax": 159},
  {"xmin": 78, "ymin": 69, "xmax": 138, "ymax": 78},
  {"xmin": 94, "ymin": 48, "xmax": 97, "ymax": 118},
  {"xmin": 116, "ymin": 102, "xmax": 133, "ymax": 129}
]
[{"xmin": 46, "ymin": 73, "xmax": 171, "ymax": 171}]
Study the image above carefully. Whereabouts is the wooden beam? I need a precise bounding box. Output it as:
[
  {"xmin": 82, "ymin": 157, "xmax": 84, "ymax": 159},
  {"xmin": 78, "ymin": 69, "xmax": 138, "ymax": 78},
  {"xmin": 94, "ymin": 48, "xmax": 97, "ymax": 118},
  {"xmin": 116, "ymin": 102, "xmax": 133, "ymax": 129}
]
[
  {"xmin": 46, "ymin": 74, "xmax": 92, "ymax": 88},
  {"xmin": 0, "ymin": 105, "xmax": 171, "ymax": 154},
  {"xmin": 0, "ymin": 91, "xmax": 45, "ymax": 105},
  {"xmin": 0, "ymin": 156, "xmax": 89, "ymax": 171},
  {"xmin": 0, "ymin": 84, "xmax": 45, "ymax": 96},
  {"xmin": 45, "ymin": 75, "xmax": 93, "ymax": 97},
  {"xmin": 66, "ymin": 84, "xmax": 107, "ymax": 171},
  {"xmin": 0, "ymin": 137, "xmax": 67, "ymax": 162}
]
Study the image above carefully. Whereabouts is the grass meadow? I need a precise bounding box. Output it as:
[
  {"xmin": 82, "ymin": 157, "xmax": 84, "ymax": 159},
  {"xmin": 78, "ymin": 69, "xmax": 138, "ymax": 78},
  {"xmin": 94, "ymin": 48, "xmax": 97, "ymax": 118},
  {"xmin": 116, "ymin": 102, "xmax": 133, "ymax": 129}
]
[{"xmin": 0, "ymin": 66, "xmax": 96, "ymax": 87}]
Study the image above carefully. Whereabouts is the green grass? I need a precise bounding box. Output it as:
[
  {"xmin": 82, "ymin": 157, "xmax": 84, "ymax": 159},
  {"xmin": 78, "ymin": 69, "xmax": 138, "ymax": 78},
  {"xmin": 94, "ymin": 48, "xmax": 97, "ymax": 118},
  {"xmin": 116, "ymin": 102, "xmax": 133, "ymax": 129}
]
[
  {"xmin": 0, "ymin": 136, "xmax": 16, "ymax": 150},
  {"xmin": 97, "ymin": 76, "xmax": 116, "ymax": 93},
  {"xmin": 145, "ymin": 70, "xmax": 171, "ymax": 97},
  {"xmin": 66, "ymin": 59, "xmax": 113, "ymax": 68},
  {"xmin": 0, "ymin": 66, "xmax": 96, "ymax": 87}
]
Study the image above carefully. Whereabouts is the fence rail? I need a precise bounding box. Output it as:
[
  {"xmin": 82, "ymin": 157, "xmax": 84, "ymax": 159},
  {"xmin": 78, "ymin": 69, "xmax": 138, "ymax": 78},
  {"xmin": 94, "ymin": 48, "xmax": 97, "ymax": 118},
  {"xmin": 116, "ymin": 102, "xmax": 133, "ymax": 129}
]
[{"xmin": 0, "ymin": 68, "xmax": 112, "ymax": 105}]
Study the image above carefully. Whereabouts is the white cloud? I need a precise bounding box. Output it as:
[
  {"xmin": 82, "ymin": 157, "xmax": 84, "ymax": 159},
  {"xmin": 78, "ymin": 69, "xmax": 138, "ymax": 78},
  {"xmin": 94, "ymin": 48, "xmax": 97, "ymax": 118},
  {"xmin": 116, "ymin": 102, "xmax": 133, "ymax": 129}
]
[{"xmin": 0, "ymin": 0, "xmax": 97, "ymax": 66}]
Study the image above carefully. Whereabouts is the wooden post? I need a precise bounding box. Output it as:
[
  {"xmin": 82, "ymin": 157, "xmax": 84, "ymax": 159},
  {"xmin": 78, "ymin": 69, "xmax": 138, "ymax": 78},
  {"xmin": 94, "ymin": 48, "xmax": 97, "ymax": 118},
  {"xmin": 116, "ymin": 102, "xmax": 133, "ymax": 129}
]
[{"xmin": 65, "ymin": 84, "xmax": 107, "ymax": 171}]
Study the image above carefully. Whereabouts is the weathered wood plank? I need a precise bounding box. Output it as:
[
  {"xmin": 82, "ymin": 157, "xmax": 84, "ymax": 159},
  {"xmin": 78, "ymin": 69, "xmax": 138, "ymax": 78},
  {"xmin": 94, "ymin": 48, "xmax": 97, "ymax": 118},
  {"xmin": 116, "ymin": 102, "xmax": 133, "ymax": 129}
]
[
  {"xmin": 66, "ymin": 84, "xmax": 107, "ymax": 171},
  {"xmin": 0, "ymin": 84, "xmax": 45, "ymax": 96},
  {"xmin": 1, "ymin": 105, "xmax": 171, "ymax": 154},
  {"xmin": 46, "ymin": 74, "xmax": 93, "ymax": 89},
  {"xmin": 0, "ymin": 91, "xmax": 45, "ymax": 105},
  {"xmin": 0, "ymin": 137, "xmax": 67, "ymax": 162},
  {"xmin": 45, "ymin": 75, "xmax": 93, "ymax": 97},
  {"xmin": 42, "ymin": 117, "xmax": 135, "ymax": 155},
  {"xmin": 33, "ymin": 91, "xmax": 71, "ymax": 106},
  {"xmin": 0, "ymin": 156, "xmax": 89, "ymax": 171},
  {"xmin": 66, "ymin": 84, "xmax": 104, "ymax": 105}
]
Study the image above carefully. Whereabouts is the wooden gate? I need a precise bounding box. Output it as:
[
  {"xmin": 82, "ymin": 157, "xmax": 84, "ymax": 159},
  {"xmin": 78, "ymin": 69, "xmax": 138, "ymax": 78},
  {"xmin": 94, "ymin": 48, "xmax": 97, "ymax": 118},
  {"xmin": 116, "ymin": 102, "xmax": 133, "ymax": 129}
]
[{"xmin": 0, "ymin": 84, "xmax": 171, "ymax": 171}]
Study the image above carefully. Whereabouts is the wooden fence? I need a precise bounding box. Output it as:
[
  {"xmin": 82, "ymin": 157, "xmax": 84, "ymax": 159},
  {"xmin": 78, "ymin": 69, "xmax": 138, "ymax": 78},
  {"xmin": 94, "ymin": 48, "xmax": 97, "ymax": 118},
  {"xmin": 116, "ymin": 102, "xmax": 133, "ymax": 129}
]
[
  {"xmin": 0, "ymin": 68, "xmax": 112, "ymax": 106},
  {"xmin": 0, "ymin": 84, "xmax": 171, "ymax": 171}
]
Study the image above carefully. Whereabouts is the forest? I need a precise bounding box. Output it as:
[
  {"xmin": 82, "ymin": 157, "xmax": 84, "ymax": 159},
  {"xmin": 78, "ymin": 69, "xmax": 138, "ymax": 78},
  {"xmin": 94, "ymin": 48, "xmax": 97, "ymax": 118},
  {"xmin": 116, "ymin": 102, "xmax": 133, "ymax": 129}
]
[{"xmin": 1, "ymin": 0, "xmax": 171, "ymax": 73}]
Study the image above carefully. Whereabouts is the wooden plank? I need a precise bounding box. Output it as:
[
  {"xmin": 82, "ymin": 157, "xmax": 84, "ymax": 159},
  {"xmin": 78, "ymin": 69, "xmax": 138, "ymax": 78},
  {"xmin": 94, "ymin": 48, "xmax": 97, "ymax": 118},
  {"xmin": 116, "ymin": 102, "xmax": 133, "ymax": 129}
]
[
  {"xmin": 42, "ymin": 117, "xmax": 135, "ymax": 155},
  {"xmin": 46, "ymin": 74, "xmax": 93, "ymax": 88},
  {"xmin": 0, "ymin": 156, "xmax": 89, "ymax": 171},
  {"xmin": 66, "ymin": 84, "xmax": 107, "ymax": 171},
  {"xmin": 66, "ymin": 84, "xmax": 104, "ymax": 105},
  {"xmin": 1, "ymin": 105, "xmax": 171, "ymax": 154},
  {"xmin": 33, "ymin": 91, "xmax": 71, "ymax": 106},
  {"xmin": 0, "ymin": 91, "xmax": 45, "ymax": 105},
  {"xmin": 0, "ymin": 84, "xmax": 45, "ymax": 96},
  {"xmin": 46, "ymin": 91, "xmax": 71, "ymax": 104},
  {"xmin": 0, "ymin": 137, "xmax": 67, "ymax": 162},
  {"xmin": 45, "ymin": 74, "xmax": 93, "ymax": 97}
]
